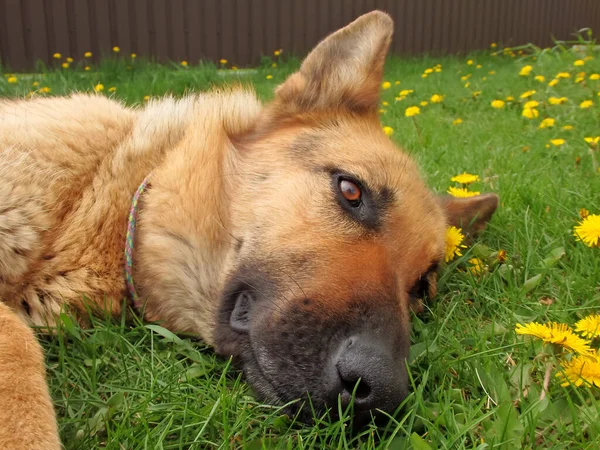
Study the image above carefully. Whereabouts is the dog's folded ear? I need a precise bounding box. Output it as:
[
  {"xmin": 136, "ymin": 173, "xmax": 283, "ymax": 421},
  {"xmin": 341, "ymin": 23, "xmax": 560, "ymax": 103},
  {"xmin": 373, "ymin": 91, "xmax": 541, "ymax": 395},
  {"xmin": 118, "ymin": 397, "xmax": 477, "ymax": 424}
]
[
  {"xmin": 272, "ymin": 11, "xmax": 393, "ymax": 116},
  {"xmin": 438, "ymin": 193, "xmax": 499, "ymax": 237}
]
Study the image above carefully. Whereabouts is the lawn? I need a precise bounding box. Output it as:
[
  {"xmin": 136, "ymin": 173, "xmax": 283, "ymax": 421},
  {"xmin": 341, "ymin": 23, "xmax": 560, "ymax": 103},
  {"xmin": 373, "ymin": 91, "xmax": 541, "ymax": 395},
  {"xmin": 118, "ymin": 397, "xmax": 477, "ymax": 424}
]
[{"xmin": 1, "ymin": 42, "xmax": 600, "ymax": 449}]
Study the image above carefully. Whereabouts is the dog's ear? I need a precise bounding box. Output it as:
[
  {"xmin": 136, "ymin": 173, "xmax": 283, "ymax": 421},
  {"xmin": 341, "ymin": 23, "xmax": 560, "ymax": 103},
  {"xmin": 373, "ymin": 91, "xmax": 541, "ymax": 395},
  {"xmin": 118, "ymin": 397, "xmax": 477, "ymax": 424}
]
[
  {"xmin": 438, "ymin": 193, "xmax": 499, "ymax": 236},
  {"xmin": 272, "ymin": 11, "xmax": 393, "ymax": 116}
]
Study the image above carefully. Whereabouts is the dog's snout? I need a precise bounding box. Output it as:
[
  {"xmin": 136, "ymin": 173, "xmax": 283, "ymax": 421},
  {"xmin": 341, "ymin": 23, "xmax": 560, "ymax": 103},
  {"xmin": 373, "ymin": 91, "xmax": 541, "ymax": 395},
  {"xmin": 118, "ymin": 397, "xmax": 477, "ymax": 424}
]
[{"xmin": 328, "ymin": 334, "xmax": 407, "ymax": 415}]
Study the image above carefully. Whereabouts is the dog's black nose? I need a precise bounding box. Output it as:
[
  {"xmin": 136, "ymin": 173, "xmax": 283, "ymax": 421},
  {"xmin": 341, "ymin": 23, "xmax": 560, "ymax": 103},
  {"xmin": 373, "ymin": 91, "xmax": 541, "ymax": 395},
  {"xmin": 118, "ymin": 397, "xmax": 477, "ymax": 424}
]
[{"xmin": 329, "ymin": 334, "xmax": 407, "ymax": 415}]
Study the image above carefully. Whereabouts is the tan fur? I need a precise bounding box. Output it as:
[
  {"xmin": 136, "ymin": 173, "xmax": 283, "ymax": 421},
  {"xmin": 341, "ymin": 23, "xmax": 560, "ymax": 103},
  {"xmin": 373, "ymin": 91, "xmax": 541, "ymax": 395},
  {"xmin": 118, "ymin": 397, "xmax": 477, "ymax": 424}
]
[{"xmin": 0, "ymin": 11, "xmax": 497, "ymax": 446}]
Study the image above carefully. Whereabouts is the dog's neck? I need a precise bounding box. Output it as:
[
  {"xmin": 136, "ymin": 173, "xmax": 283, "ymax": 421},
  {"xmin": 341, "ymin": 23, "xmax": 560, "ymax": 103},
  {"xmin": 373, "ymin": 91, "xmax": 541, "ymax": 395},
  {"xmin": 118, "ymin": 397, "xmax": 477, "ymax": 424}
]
[{"xmin": 132, "ymin": 90, "xmax": 262, "ymax": 345}]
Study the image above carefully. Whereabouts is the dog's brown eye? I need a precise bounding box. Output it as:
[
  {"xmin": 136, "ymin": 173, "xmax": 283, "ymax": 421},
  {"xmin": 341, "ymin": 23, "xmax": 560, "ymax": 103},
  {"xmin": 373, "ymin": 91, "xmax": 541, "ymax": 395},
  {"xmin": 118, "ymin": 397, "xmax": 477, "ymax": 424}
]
[{"xmin": 339, "ymin": 179, "xmax": 361, "ymax": 204}]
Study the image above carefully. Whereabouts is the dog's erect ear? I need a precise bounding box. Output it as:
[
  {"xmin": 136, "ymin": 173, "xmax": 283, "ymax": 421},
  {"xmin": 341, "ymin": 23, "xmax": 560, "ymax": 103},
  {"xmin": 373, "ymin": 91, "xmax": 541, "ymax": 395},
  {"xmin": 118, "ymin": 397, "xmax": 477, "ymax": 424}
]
[
  {"xmin": 438, "ymin": 193, "xmax": 499, "ymax": 236},
  {"xmin": 272, "ymin": 11, "xmax": 393, "ymax": 116}
]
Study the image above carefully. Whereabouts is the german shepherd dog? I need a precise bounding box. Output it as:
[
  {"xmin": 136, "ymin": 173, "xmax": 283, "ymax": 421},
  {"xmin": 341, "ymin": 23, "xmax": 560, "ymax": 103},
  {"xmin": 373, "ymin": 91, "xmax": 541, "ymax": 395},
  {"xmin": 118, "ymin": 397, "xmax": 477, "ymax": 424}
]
[{"xmin": 0, "ymin": 11, "xmax": 498, "ymax": 448}]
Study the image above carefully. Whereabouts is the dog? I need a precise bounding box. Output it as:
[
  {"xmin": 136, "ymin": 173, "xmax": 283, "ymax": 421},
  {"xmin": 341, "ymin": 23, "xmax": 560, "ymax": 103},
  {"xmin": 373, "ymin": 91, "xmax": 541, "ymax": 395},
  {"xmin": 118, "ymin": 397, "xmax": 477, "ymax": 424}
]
[{"xmin": 0, "ymin": 11, "xmax": 498, "ymax": 448}]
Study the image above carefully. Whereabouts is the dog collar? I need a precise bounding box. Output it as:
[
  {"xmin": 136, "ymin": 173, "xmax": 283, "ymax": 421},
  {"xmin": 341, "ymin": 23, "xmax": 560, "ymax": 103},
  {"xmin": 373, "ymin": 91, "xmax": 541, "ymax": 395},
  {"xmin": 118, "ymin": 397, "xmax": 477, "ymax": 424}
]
[{"xmin": 124, "ymin": 175, "xmax": 151, "ymax": 308}]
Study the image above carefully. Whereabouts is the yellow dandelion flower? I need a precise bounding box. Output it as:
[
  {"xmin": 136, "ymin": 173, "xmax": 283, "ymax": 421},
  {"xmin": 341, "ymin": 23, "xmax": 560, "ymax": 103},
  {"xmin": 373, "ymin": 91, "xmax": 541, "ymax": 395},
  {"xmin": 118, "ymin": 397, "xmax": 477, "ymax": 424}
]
[
  {"xmin": 219, "ymin": 59, "xmax": 228, "ymax": 64},
  {"xmin": 516, "ymin": 322, "xmax": 593, "ymax": 355},
  {"xmin": 472, "ymin": 91, "xmax": 481, "ymax": 98},
  {"xmin": 108, "ymin": 87, "xmax": 116, "ymax": 92},
  {"xmin": 381, "ymin": 81, "xmax": 391, "ymax": 90},
  {"xmin": 523, "ymin": 100, "xmax": 539, "ymax": 109},
  {"xmin": 520, "ymin": 90, "xmax": 536, "ymax": 98},
  {"xmin": 550, "ymin": 138, "xmax": 565, "ymax": 146},
  {"xmin": 461, "ymin": 74, "xmax": 471, "ymax": 81},
  {"xmin": 271, "ymin": 63, "xmax": 277, "ymax": 68},
  {"xmin": 274, "ymin": 49, "xmax": 281, "ymax": 56},
  {"xmin": 61, "ymin": 62, "xmax": 69, "ymax": 69},
  {"xmin": 65, "ymin": 57, "xmax": 73, "ymax": 63},
  {"xmin": 580, "ymin": 100, "xmax": 593, "ymax": 109},
  {"xmin": 430, "ymin": 94, "xmax": 444, "ymax": 103},
  {"xmin": 476, "ymin": 64, "xmax": 482, "ymax": 69},
  {"xmin": 84, "ymin": 66, "xmax": 91, "ymax": 71},
  {"xmin": 519, "ymin": 65, "xmax": 533, "ymax": 76},
  {"xmin": 539, "ymin": 118, "xmax": 555, "ymax": 129},
  {"xmin": 584, "ymin": 136, "xmax": 600, "ymax": 148},
  {"xmin": 467, "ymin": 59, "xmax": 473, "ymax": 65},
  {"xmin": 112, "ymin": 46, "xmax": 120, "ymax": 52},
  {"xmin": 453, "ymin": 118, "xmax": 463, "ymax": 125},
  {"xmin": 382, "ymin": 126, "xmax": 394, "ymax": 136},
  {"xmin": 522, "ymin": 108, "xmax": 539, "ymax": 119},
  {"xmin": 506, "ymin": 96, "xmax": 515, "ymax": 102},
  {"xmin": 266, "ymin": 75, "xmax": 273, "ymax": 80},
  {"xmin": 534, "ymin": 75, "xmax": 545, "ymax": 82},
  {"xmin": 445, "ymin": 226, "xmax": 467, "ymax": 262},
  {"xmin": 93, "ymin": 83, "xmax": 104, "ymax": 92},
  {"xmin": 381, "ymin": 101, "xmax": 389, "ymax": 107},
  {"xmin": 491, "ymin": 99, "xmax": 505, "ymax": 108},
  {"xmin": 405, "ymin": 106, "xmax": 420, "ymax": 117},
  {"xmin": 40, "ymin": 86, "xmax": 50, "ymax": 93},
  {"xmin": 549, "ymin": 96, "xmax": 568, "ymax": 105},
  {"xmin": 84, "ymin": 51, "xmax": 92, "ymax": 58},
  {"xmin": 434, "ymin": 67, "xmax": 442, "ymax": 73},
  {"xmin": 32, "ymin": 81, "xmax": 39, "ymax": 87},
  {"xmin": 575, "ymin": 315, "xmax": 600, "ymax": 339},
  {"xmin": 7, "ymin": 76, "xmax": 17, "ymax": 84},
  {"xmin": 590, "ymin": 74, "xmax": 600, "ymax": 80},
  {"xmin": 232, "ymin": 66, "xmax": 238, "ymax": 70},
  {"xmin": 420, "ymin": 101, "xmax": 429, "ymax": 106},
  {"xmin": 490, "ymin": 42, "xmax": 497, "ymax": 48},
  {"xmin": 424, "ymin": 68, "xmax": 433, "ymax": 74},
  {"xmin": 451, "ymin": 172, "xmax": 480, "ymax": 184},
  {"xmin": 181, "ymin": 61, "xmax": 188, "ymax": 67},
  {"xmin": 574, "ymin": 214, "xmax": 600, "ymax": 247},
  {"xmin": 558, "ymin": 353, "xmax": 600, "ymax": 387},
  {"xmin": 556, "ymin": 72, "xmax": 571, "ymax": 79},
  {"xmin": 548, "ymin": 79, "xmax": 559, "ymax": 87},
  {"xmin": 489, "ymin": 70, "xmax": 496, "ymax": 75},
  {"xmin": 143, "ymin": 95, "xmax": 150, "ymax": 101},
  {"xmin": 497, "ymin": 249, "xmax": 508, "ymax": 263},
  {"xmin": 574, "ymin": 59, "xmax": 585, "ymax": 66},
  {"xmin": 394, "ymin": 80, "xmax": 401, "ymax": 85},
  {"xmin": 53, "ymin": 52, "xmax": 62, "ymax": 59},
  {"xmin": 131, "ymin": 53, "xmax": 137, "ymax": 59},
  {"xmin": 562, "ymin": 125, "xmax": 574, "ymax": 131},
  {"xmin": 447, "ymin": 186, "xmax": 480, "ymax": 198},
  {"xmin": 469, "ymin": 257, "xmax": 485, "ymax": 275},
  {"xmin": 399, "ymin": 89, "xmax": 413, "ymax": 96}
]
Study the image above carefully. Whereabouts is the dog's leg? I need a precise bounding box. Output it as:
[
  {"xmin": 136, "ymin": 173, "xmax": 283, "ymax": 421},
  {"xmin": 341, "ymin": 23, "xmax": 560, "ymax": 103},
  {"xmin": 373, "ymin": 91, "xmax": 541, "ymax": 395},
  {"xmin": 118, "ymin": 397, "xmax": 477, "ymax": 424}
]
[{"xmin": 0, "ymin": 302, "xmax": 60, "ymax": 450}]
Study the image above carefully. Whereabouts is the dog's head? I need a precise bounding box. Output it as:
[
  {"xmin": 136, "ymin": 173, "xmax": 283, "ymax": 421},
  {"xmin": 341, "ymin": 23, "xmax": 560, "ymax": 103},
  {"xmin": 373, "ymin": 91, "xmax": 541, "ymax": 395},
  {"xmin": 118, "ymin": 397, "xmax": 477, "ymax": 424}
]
[{"xmin": 214, "ymin": 11, "xmax": 498, "ymax": 424}]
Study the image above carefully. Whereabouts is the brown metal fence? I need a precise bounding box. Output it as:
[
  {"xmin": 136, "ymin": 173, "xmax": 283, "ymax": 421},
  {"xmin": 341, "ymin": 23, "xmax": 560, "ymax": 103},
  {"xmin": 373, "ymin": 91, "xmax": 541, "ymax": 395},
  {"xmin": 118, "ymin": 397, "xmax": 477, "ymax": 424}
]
[{"xmin": 1, "ymin": 0, "xmax": 599, "ymax": 71}]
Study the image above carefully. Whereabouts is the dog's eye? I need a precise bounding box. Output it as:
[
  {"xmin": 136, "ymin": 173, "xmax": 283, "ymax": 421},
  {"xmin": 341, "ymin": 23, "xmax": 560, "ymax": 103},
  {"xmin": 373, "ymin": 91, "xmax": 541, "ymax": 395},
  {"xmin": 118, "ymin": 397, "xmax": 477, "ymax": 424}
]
[{"xmin": 339, "ymin": 179, "xmax": 362, "ymax": 206}]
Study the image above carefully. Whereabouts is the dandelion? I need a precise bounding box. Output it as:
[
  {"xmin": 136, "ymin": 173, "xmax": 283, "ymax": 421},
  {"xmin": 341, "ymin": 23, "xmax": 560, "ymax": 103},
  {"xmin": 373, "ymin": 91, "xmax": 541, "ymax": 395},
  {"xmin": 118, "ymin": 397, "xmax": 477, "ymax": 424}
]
[
  {"xmin": 491, "ymin": 99, "xmax": 505, "ymax": 109},
  {"xmin": 556, "ymin": 72, "xmax": 571, "ymax": 79},
  {"xmin": 453, "ymin": 118, "xmax": 463, "ymax": 125},
  {"xmin": 271, "ymin": 63, "xmax": 277, "ymax": 68},
  {"xmin": 40, "ymin": 87, "xmax": 50, "ymax": 93},
  {"xmin": 520, "ymin": 90, "xmax": 536, "ymax": 98},
  {"xmin": 394, "ymin": 80, "xmax": 401, "ymax": 85},
  {"xmin": 573, "ymin": 214, "xmax": 600, "ymax": 247},
  {"xmin": 575, "ymin": 315, "xmax": 600, "ymax": 339},
  {"xmin": 550, "ymin": 138, "xmax": 565, "ymax": 146},
  {"xmin": 84, "ymin": 51, "xmax": 92, "ymax": 58},
  {"xmin": 534, "ymin": 75, "xmax": 545, "ymax": 82},
  {"xmin": 266, "ymin": 75, "xmax": 273, "ymax": 80},
  {"xmin": 585, "ymin": 136, "xmax": 600, "ymax": 148},
  {"xmin": 421, "ymin": 74, "xmax": 428, "ymax": 79},
  {"xmin": 274, "ymin": 49, "xmax": 282, "ymax": 56},
  {"xmin": 451, "ymin": 173, "xmax": 480, "ymax": 184},
  {"xmin": 232, "ymin": 66, "xmax": 238, "ymax": 70},
  {"xmin": 562, "ymin": 125, "xmax": 574, "ymax": 131},
  {"xmin": 516, "ymin": 322, "xmax": 593, "ymax": 355},
  {"xmin": 219, "ymin": 59, "xmax": 228, "ymax": 64},
  {"xmin": 548, "ymin": 79, "xmax": 559, "ymax": 87},
  {"xmin": 489, "ymin": 70, "xmax": 496, "ymax": 75},
  {"xmin": 506, "ymin": 96, "xmax": 515, "ymax": 102},
  {"xmin": 143, "ymin": 95, "xmax": 150, "ymax": 101},
  {"xmin": 84, "ymin": 66, "xmax": 91, "ymax": 71},
  {"xmin": 447, "ymin": 186, "xmax": 480, "ymax": 198},
  {"xmin": 467, "ymin": 59, "xmax": 473, "ymax": 65},
  {"xmin": 430, "ymin": 94, "xmax": 444, "ymax": 103},
  {"xmin": 379, "ymin": 126, "xmax": 394, "ymax": 137},
  {"xmin": 558, "ymin": 353, "xmax": 600, "ymax": 387},
  {"xmin": 590, "ymin": 74, "xmax": 600, "ymax": 80},
  {"xmin": 381, "ymin": 81, "xmax": 391, "ymax": 90},
  {"xmin": 476, "ymin": 64, "xmax": 482, "ymax": 69},
  {"xmin": 523, "ymin": 100, "xmax": 539, "ymax": 109},
  {"xmin": 549, "ymin": 96, "xmax": 568, "ymax": 105},
  {"xmin": 93, "ymin": 83, "xmax": 104, "ymax": 92},
  {"xmin": 445, "ymin": 226, "xmax": 467, "ymax": 262},
  {"xmin": 399, "ymin": 89, "xmax": 414, "ymax": 96},
  {"xmin": 108, "ymin": 87, "xmax": 116, "ymax": 92},
  {"xmin": 490, "ymin": 42, "xmax": 497, "ymax": 48},
  {"xmin": 539, "ymin": 118, "xmax": 555, "ymax": 129},
  {"xmin": 461, "ymin": 74, "xmax": 471, "ymax": 81},
  {"xmin": 61, "ymin": 62, "xmax": 69, "ymax": 69},
  {"xmin": 522, "ymin": 108, "xmax": 539, "ymax": 119},
  {"xmin": 112, "ymin": 46, "xmax": 120, "ymax": 53},
  {"xmin": 32, "ymin": 81, "xmax": 39, "ymax": 87},
  {"xmin": 469, "ymin": 258, "xmax": 485, "ymax": 275},
  {"xmin": 424, "ymin": 68, "xmax": 433, "ymax": 74},
  {"xmin": 420, "ymin": 101, "xmax": 429, "ymax": 107},
  {"xmin": 405, "ymin": 106, "xmax": 420, "ymax": 117},
  {"xmin": 574, "ymin": 59, "xmax": 585, "ymax": 66},
  {"xmin": 519, "ymin": 65, "xmax": 533, "ymax": 76},
  {"xmin": 7, "ymin": 76, "xmax": 17, "ymax": 84},
  {"xmin": 131, "ymin": 53, "xmax": 137, "ymax": 59},
  {"xmin": 497, "ymin": 249, "xmax": 508, "ymax": 263},
  {"xmin": 580, "ymin": 100, "xmax": 593, "ymax": 109}
]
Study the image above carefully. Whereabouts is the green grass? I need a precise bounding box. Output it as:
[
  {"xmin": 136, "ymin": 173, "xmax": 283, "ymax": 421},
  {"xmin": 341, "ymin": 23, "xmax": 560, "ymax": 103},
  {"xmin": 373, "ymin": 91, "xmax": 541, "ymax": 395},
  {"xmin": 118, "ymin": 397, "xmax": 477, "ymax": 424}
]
[{"xmin": 2, "ymin": 45, "xmax": 600, "ymax": 449}]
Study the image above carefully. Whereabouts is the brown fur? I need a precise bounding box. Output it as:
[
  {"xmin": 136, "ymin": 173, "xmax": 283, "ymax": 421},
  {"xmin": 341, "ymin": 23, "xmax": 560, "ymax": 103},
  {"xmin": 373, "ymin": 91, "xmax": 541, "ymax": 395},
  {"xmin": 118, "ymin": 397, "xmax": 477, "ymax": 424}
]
[{"xmin": 0, "ymin": 11, "xmax": 498, "ymax": 446}]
